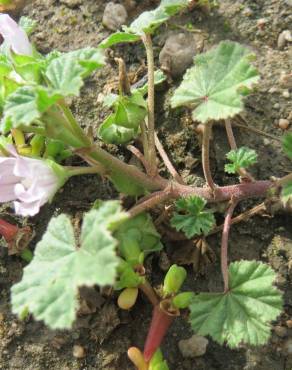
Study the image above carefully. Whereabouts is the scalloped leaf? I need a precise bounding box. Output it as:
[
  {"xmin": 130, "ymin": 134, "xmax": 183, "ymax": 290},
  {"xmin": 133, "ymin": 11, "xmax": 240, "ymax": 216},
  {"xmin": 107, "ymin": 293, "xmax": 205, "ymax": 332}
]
[
  {"xmin": 189, "ymin": 260, "xmax": 283, "ymax": 348},
  {"xmin": 171, "ymin": 196, "xmax": 215, "ymax": 238},
  {"xmin": 225, "ymin": 146, "xmax": 257, "ymax": 174},
  {"xmin": 45, "ymin": 47, "xmax": 105, "ymax": 96},
  {"xmin": 11, "ymin": 201, "xmax": 127, "ymax": 329},
  {"xmin": 171, "ymin": 41, "xmax": 260, "ymax": 123}
]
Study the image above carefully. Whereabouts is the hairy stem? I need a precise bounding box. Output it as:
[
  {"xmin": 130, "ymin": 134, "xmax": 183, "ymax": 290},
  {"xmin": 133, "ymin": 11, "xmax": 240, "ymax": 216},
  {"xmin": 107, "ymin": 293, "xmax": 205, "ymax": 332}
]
[
  {"xmin": 221, "ymin": 200, "xmax": 238, "ymax": 293},
  {"xmin": 129, "ymin": 188, "xmax": 173, "ymax": 218},
  {"xmin": 155, "ymin": 133, "xmax": 185, "ymax": 184},
  {"xmin": 202, "ymin": 122, "xmax": 215, "ymax": 190},
  {"xmin": 142, "ymin": 33, "xmax": 157, "ymax": 177}
]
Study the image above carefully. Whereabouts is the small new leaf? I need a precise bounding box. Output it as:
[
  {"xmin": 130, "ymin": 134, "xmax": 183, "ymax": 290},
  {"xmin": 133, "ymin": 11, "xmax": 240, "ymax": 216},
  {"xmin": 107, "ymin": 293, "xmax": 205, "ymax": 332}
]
[
  {"xmin": 11, "ymin": 201, "xmax": 127, "ymax": 329},
  {"xmin": 225, "ymin": 147, "xmax": 257, "ymax": 174},
  {"xmin": 171, "ymin": 196, "xmax": 215, "ymax": 238},
  {"xmin": 281, "ymin": 182, "xmax": 292, "ymax": 206},
  {"xmin": 283, "ymin": 133, "xmax": 292, "ymax": 160},
  {"xmin": 171, "ymin": 41, "xmax": 260, "ymax": 123},
  {"xmin": 189, "ymin": 260, "xmax": 283, "ymax": 348}
]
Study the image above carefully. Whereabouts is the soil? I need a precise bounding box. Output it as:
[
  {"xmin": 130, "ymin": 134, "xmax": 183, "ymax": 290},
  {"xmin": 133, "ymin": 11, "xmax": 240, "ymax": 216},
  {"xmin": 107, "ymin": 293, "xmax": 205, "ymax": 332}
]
[{"xmin": 0, "ymin": 0, "xmax": 292, "ymax": 369}]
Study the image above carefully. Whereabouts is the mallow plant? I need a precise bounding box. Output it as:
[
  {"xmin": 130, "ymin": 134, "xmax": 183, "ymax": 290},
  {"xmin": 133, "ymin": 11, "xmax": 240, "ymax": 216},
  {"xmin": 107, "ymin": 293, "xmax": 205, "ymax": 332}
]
[{"xmin": 0, "ymin": 1, "xmax": 290, "ymax": 368}]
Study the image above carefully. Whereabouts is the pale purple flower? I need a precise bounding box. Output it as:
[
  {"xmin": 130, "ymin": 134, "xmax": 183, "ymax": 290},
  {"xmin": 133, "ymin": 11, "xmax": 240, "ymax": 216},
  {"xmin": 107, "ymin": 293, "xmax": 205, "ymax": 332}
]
[
  {"xmin": 0, "ymin": 146, "xmax": 66, "ymax": 216},
  {"xmin": 0, "ymin": 13, "xmax": 32, "ymax": 55}
]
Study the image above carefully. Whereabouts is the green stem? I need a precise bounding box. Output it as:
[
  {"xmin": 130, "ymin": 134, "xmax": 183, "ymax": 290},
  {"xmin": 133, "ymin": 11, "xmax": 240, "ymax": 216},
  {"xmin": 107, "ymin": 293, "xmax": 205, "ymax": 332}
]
[
  {"xmin": 57, "ymin": 100, "xmax": 91, "ymax": 146},
  {"xmin": 142, "ymin": 33, "xmax": 157, "ymax": 177},
  {"xmin": 67, "ymin": 166, "xmax": 105, "ymax": 177}
]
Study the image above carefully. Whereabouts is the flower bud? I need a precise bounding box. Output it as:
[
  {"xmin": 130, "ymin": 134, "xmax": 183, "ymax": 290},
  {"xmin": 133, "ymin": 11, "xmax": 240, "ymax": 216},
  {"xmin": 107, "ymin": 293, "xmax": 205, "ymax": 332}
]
[
  {"xmin": 163, "ymin": 265, "xmax": 187, "ymax": 297},
  {"xmin": 127, "ymin": 347, "xmax": 148, "ymax": 370},
  {"xmin": 117, "ymin": 287, "xmax": 139, "ymax": 310},
  {"xmin": 172, "ymin": 292, "xmax": 195, "ymax": 309}
]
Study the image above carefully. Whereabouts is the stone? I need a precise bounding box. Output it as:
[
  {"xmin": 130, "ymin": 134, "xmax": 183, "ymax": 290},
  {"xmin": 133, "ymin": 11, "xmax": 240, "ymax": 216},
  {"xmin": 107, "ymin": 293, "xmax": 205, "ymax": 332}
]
[
  {"xmin": 277, "ymin": 30, "xmax": 292, "ymax": 49},
  {"xmin": 159, "ymin": 33, "xmax": 196, "ymax": 78},
  {"xmin": 73, "ymin": 344, "xmax": 86, "ymax": 358},
  {"xmin": 102, "ymin": 2, "xmax": 128, "ymax": 31},
  {"xmin": 178, "ymin": 335, "xmax": 208, "ymax": 358},
  {"xmin": 278, "ymin": 118, "xmax": 290, "ymax": 130}
]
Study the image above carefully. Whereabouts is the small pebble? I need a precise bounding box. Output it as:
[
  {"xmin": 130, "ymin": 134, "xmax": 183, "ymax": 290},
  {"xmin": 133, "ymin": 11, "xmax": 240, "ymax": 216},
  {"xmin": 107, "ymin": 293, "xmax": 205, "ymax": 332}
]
[
  {"xmin": 257, "ymin": 18, "xmax": 267, "ymax": 29},
  {"xmin": 273, "ymin": 103, "xmax": 280, "ymax": 110},
  {"xmin": 269, "ymin": 87, "xmax": 278, "ymax": 93},
  {"xmin": 102, "ymin": 2, "xmax": 128, "ymax": 31},
  {"xmin": 286, "ymin": 319, "xmax": 292, "ymax": 328},
  {"xmin": 73, "ymin": 345, "xmax": 86, "ymax": 359},
  {"xmin": 282, "ymin": 90, "xmax": 290, "ymax": 98},
  {"xmin": 278, "ymin": 118, "xmax": 290, "ymax": 130},
  {"xmin": 277, "ymin": 30, "xmax": 292, "ymax": 49},
  {"xmin": 274, "ymin": 325, "xmax": 288, "ymax": 338},
  {"xmin": 178, "ymin": 335, "xmax": 208, "ymax": 358},
  {"xmin": 159, "ymin": 33, "xmax": 196, "ymax": 78}
]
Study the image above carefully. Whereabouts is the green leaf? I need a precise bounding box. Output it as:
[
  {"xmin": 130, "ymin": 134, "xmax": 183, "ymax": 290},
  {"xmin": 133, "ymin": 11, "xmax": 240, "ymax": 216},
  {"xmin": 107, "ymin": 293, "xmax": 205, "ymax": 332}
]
[
  {"xmin": 115, "ymin": 213, "xmax": 163, "ymax": 257},
  {"xmin": 189, "ymin": 260, "xmax": 283, "ymax": 348},
  {"xmin": 19, "ymin": 17, "xmax": 37, "ymax": 35},
  {"xmin": 171, "ymin": 196, "xmax": 215, "ymax": 238},
  {"xmin": 283, "ymin": 133, "xmax": 292, "ymax": 160},
  {"xmin": 171, "ymin": 41, "xmax": 260, "ymax": 123},
  {"xmin": 99, "ymin": 32, "xmax": 140, "ymax": 48},
  {"xmin": 11, "ymin": 201, "xmax": 127, "ymax": 329},
  {"xmin": 98, "ymin": 114, "xmax": 137, "ymax": 144},
  {"xmin": 225, "ymin": 146, "xmax": 257, "ymax": 174},
  {"xmin": 98, "ymin": 91, "xmax": 147, "ymax": 144},
  {"xmin": 10, "ymin": 51, "xmax": 44, "ymax": 83},
  {"xmin": 115, "ymin": 259, "xmax": 145, "ymax": 290},
  {"xmin": 45, "ymin": 47, "xmax": 105, "ymax": 96},
  {"xmin": 161, "ymin": 0, "xmax": 190, "ymax": 15},
  {"xmin": 0, "ymin": 86, "xmax": 61, "ymax": 133},
  {"xmin": 281, "ymin": 182, "xmax": 292, "ymax": 206},
  {"xmin": 124, "ymin": 0, "xmax": 190, "ymax": 36}
]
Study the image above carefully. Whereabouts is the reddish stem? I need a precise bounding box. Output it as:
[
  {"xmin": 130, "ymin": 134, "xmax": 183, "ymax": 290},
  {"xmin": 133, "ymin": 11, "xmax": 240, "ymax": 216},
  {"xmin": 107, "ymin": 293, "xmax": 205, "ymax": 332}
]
[
  {"xmin": 221, "ymin": 201, "xmax": 238, "ymax": 293},
  {"xmin": 143, "ymin": 301, "xmax": 178, "ymax": 362}
]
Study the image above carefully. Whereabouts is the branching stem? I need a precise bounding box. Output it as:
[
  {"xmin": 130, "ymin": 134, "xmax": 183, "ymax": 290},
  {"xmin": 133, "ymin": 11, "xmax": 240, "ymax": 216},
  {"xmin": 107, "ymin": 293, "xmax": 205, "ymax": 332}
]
[
  {"xmin": 221, "ymin": 200, "xmax": 238, "ymax": 293},
  {"xmin": 139, "ymin": 280, "xmax": 159, "ymax": 306},
  {"xmin": 155, "ymin": 133, "xmax": 185, "ymax": 184}
]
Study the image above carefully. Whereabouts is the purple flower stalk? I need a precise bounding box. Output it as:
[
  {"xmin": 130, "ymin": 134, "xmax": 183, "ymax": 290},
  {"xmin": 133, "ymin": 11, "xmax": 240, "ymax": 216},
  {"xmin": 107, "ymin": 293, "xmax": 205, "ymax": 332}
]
[
  {"xmin": 0, "ymin": 13, "xmax": 32, "ymax": 55},
  {"xmin": 0, "ymin": 146, "xmax": 68, "ymax": 216}
]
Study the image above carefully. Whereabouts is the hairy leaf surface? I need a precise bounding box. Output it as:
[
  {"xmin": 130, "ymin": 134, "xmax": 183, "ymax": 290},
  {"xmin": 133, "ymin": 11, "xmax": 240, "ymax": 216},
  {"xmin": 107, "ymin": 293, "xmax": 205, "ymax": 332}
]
[
  {"xmin": 225, "ymin": 147, "xmax": 257, "ymax": 174},
  {"xmin": 189, "ymin": 261, "xmax": 283, "ymax": 347},
  {"xmin": 281, "ymin": 182, "xmax": 292, "ymax": 206},
  {"xmin": 45, "ymin": 47, "xmax": 105, "ymax": 96},
  {"xmin": 11, "ymin": 201, "xmax": 127, "ymax": 329},
  {"xmin": 171, "ymin": 196, "xmax": 215, "ymax": 238},
  {"xmin": 171, "ymin": 41, "xmax": 259, "ymax": 123}
]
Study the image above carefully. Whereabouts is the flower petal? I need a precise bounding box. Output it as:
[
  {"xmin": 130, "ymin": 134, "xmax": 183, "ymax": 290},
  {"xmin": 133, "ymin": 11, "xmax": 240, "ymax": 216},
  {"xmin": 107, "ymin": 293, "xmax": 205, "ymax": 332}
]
[
  {"xmin": 0, "ymin": 14, "xmax": 33, "ymax": 55},
  {"xmin": 14, "ymin": 199, "xmax": 42, "ymax": 217},
  {"xmin": 0, "ymin": 184, "xmax": 17, "ymax": 202}
]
